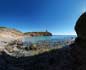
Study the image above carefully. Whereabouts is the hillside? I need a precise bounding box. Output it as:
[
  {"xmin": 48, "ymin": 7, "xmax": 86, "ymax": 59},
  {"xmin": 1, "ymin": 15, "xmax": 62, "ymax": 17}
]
[{"xmin": 0, "ymin": 27, "xmax": 24, "ymax": 40}]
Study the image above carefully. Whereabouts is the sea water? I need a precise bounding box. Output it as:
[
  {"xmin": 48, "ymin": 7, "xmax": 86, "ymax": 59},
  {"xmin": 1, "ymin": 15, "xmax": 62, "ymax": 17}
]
[{"xmin": 22, "ymin": 35, "xmax": 76, "ymax": 44}]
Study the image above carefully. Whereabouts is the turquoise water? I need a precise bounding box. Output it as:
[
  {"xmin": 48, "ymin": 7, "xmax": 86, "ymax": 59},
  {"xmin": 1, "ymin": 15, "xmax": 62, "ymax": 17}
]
[{"xmin": 23, "ymin": 35, "xmax": 76, "ymax": 43}]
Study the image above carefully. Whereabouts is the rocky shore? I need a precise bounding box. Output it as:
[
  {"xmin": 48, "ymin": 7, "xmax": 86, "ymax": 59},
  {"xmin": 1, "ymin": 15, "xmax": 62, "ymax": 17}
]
[
  {"xmin": 0, "ymin": 27, "xmax": 74, "ymax": 57},
  {"xmin": 0, "ymin": 35, "xmax": 74, "ymax": 70}
]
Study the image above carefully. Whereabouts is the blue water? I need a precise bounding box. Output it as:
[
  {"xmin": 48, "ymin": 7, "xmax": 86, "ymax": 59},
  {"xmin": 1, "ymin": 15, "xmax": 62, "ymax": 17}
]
[{"xmin": 22, "ymin": 35, "xmax": 76, "ymax": 44}]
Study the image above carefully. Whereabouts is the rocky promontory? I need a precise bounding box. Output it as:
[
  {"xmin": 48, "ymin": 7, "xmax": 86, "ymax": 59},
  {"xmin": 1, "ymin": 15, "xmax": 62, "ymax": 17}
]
[{"xmin": 24, "ymin": 32, "xmax": 52, "ymax": 37}]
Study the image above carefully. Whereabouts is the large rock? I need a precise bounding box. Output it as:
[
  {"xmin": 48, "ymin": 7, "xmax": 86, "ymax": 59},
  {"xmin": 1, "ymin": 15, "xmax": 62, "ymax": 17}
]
[{"xmin": 75, "ymin": 12, "xmax": 86, "ymax": 39}]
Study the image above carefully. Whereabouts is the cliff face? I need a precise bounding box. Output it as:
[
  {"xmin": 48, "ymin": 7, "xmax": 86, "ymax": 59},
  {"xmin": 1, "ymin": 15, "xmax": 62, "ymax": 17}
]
[
  {"xmin": 0, "ymin": 27, "xmax": 24, "ymax": 40},
  {"xmin": 24, "ymin": 32, "xmax": 52, "ymax": 37}
]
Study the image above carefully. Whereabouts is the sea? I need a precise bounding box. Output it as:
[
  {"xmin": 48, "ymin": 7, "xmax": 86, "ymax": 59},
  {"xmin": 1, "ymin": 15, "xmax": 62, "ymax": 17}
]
[{"xmin": 22, "ymin": 35, "xmax": 77, "ymax": 44}]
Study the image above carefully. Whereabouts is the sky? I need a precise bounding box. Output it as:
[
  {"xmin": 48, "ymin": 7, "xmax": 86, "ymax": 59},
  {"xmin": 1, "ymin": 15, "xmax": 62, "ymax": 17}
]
[{"xmin": 0, "ymin": 0, "xmax": 86, "ymax": 35}]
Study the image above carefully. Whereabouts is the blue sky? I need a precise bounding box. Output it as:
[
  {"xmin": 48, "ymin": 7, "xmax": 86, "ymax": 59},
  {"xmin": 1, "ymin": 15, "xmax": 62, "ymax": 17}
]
[{"xmin": 0, "ymin": 0, "xmax": 86, "ymax": 35}]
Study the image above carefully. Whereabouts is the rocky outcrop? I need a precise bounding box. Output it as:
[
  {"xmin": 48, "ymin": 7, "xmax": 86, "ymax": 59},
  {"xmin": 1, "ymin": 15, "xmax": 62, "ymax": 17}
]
[{"xmin": 24, "ymin": 32, "xmax": 52, "ymax": 37}]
